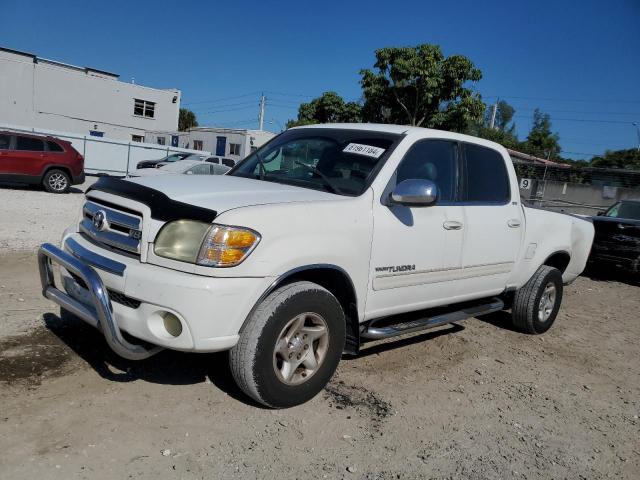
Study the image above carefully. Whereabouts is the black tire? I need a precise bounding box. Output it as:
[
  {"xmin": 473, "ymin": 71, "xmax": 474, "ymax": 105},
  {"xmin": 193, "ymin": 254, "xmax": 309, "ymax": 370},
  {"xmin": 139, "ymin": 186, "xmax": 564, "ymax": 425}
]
[
  {"xmin": 512, "ymin": 265, "xmax": 563, "ymax": 334},
  {"xmin": 229, "ymin": 281, "xmax": 345, "ymax": 408},
  {"xmin": 43, "ymin": 169, "xmax": 70, "ymax": 193}
]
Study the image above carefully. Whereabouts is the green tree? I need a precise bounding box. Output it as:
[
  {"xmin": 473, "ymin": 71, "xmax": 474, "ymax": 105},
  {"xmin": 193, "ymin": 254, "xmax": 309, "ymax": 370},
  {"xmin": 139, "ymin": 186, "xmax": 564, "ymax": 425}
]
[
  {"xmin": 590, "ymin": 148, "xmax": 640, "ymax": 170},
  {"xmin": 287, "ymin": 91, "xmax": 362, "ymax": 128},
  {"xmin": 359, "ymin": 44, "xmax": 484, "ymax": 131},
  {"xmin": 523, "ymin": 109, "xmax": 561, "ymax": 159},
  {"xmin": 485, "ymin": 100, "xmax": 516, "ymax": 132},
  {"xmin": 179, "ymin": 108, "xmax": 198, "ymax": 131}
]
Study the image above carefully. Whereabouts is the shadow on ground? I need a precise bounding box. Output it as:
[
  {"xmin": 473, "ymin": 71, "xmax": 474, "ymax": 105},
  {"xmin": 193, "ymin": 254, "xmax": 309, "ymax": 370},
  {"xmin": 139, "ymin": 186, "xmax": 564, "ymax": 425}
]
[
  {"xmin": 582, "ymin": 264, "xmax": 639, "ymax": 287},
  {"xmin": 0, "ymin": 183, "xmax": 85, "ymax": 194},
  {"xmin": 0, "ymin": 310, "xmax": 260, "ymax": 405}
]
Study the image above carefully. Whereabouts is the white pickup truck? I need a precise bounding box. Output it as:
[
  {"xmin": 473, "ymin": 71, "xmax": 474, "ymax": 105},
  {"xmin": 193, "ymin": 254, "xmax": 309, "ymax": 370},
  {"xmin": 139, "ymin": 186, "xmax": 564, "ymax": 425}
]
[{"xmin": 38, "ymin": 124, "xmax": 594, "ymax": 408}]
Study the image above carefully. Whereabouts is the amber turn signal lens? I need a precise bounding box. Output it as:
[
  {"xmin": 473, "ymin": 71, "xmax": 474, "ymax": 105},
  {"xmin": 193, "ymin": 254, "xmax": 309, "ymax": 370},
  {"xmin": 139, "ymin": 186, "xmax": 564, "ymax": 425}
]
[{"xmin": 197, "ymin": 225, "xmax": 261, "ymax": 267}]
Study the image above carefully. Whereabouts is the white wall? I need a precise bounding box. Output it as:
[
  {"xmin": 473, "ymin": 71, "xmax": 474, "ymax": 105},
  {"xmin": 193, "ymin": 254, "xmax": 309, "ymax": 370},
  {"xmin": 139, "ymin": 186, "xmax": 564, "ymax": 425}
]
[
  {"xmin": 0, "ymin": 49, "xmax": 180, "ymax": 142},
  {"xmin": 1, "ymin": 123, "xmax": 208, "ymax": 176}
]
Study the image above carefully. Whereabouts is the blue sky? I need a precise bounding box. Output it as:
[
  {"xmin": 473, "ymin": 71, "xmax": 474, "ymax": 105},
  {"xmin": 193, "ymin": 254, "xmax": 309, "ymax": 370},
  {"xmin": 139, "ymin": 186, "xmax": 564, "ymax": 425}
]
[{"xmin": 3, "ymin": 0, "xmax": 639, "ymax": 160}]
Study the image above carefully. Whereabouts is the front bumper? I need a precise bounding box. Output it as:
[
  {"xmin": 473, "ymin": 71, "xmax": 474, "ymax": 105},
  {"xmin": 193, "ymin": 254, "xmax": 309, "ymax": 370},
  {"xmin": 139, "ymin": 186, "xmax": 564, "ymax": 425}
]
[
  {"xmin": 38, "ymin": 235, "xmax": 273, "ymax": 359},
  {"xmin": 39, "ymin": 242, "xmax": 161, "ymax": 360},
  {"xmin": 72, "ymin": 171, "xmax": 86, "ymax": 185}
]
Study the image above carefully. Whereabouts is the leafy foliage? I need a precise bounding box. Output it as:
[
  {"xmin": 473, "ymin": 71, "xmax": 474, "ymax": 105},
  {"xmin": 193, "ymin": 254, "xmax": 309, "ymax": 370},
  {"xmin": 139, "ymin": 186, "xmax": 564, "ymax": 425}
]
[
  {"xmin": 359, "ymin": 44, "xmax": 484, "ymax": 131},
  {"xmin": 286, "ymin": 92, "xmax": 362, "ymax": 128},
  {"xmin": 485, "ymin": 100, "xmax": 515, "ymax": 132},
  {"xmin": 523, "ymin": 108, "xmax": 561, "ymax": 160},
  {"xmin": 179, "ymin": 108, "xmax": 198, "ymax": 131},
  {"xmin": 590, "ymin": 149, "xmax": 640, "ymax": 170}
]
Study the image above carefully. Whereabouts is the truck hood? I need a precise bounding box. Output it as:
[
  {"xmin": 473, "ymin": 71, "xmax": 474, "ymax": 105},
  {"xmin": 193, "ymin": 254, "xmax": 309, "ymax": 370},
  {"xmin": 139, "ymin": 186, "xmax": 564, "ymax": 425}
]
[{"xmin": 126, "ymin": 174, "xmax": 340, "ymax": 214}]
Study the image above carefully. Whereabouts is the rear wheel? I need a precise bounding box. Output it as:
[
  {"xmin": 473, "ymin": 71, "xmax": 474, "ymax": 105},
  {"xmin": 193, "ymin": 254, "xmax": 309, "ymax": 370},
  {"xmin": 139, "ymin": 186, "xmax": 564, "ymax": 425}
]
[
  {"xmin": 43, "ymin": 169, "xmax": 70, "ymax": 193},
  {"xmin": 229, "ymin": 281, "xmax": 345, "ymax": 408},
  {"xmin": 512, "ymin": 265, "xmax": 563, "ymax": 334}
]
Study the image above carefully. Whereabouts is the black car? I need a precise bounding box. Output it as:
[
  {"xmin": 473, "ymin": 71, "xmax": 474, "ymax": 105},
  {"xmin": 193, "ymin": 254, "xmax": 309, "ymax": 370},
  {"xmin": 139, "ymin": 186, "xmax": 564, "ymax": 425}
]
[
  {"xmin": 590, "ymin": 200, "xmax": 640, "ymax": 274},
  {"xmin": 136, "ymin": 152, "xmax": 191, "ymax": 169}
]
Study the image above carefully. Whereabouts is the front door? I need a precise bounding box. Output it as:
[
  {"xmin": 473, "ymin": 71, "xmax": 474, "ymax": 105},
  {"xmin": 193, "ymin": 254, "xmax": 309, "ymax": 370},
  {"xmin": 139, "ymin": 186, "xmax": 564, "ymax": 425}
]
[
  {"xmin": 216, "ymin": 136, "xmax": 227, "ymax": 157},
  {"xmin": 367, "ymin": 139, "xmax": 464, "ymax": 320},
  {"xmin": 0, "ymin": 133, "xmax": 13, "ymax": 174}
]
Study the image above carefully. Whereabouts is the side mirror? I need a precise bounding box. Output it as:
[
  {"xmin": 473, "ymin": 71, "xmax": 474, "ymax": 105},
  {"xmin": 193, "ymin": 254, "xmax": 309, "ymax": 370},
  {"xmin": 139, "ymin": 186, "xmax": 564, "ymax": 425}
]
[
  {"xmin": 389, "ymin": 179, "xmax": 438, "ymax": 207},
  {"xmin": 596, "ymin": 211, "xmax": 605, "ymax": 216}
]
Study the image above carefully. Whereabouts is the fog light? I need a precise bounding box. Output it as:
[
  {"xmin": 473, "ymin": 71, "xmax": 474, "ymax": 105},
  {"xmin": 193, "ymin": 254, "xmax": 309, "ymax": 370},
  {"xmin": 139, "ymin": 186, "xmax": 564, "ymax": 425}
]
[{"xmin": 162, "ymin": 312, "xmax": 183, "ymax": 337}]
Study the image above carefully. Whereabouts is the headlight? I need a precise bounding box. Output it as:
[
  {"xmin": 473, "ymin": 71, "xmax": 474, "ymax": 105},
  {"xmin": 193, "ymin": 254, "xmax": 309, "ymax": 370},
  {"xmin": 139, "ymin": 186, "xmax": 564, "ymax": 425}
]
[{"xmin": 154, "ymin": 221, "xmax": 260, "ymax": 267}]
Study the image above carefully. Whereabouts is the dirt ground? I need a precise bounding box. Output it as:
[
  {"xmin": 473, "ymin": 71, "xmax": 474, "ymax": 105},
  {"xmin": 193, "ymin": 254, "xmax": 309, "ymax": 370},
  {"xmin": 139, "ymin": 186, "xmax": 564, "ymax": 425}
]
[{"xmin": 1, "ymin": 247, "xmax": 639, "ymax": 479}]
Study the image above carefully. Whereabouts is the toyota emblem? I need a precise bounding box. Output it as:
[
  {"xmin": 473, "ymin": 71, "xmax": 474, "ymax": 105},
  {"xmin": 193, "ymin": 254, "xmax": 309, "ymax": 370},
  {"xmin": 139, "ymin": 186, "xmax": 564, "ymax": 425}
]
[{"xmin": 92, "ymin": 210, "xmax": 108, "ymax": 231}]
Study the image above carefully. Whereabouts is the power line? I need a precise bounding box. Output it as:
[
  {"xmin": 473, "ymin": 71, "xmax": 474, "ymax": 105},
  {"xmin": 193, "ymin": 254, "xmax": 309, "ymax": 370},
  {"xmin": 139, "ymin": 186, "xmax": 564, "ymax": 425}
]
[
  {"xmin": 190, "ymin": 100, "xmax": 257, "ymax": 112},
  {"xmin": 196, "ymin": 105, "xmax": 256, "ymax": 116},
  {"xmin": 182, "ymin": 92, "xmax": 261, "ymax": 106},
  {"xmin": 484, "ymin": 94, "xmax": 640, "ymax": 104},
  {"xmin": 508, "ymin": 106, "xmax": 640, "ymax": 117},
  {"xmin": 513, "ymin": 115, "xmax": 634, "ymax": 125}
]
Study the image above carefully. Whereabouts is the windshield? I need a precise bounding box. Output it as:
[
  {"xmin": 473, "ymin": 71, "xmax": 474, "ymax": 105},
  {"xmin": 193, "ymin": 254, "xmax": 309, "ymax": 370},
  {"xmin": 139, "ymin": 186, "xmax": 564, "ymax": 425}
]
[
  {"xmin": 229, "ymin": 128, "xmax": 401, "ymax": 196},
  {"xmin": 605, "ymin": 201, "xmax": 640, "ymax": 220},
  {"xmin": 162, "ymin": 161, "xmax": 196, "ymax": 173}
]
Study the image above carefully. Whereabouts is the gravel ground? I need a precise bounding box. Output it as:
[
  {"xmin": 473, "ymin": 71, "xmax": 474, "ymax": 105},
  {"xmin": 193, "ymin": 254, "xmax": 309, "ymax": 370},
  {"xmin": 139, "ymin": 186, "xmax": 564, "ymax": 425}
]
[
  {"xmin": 0, "ymin": 183, "xmax": 639, "ymax": 479},
  {"xmin": 0, "ymin": 179, "xmax": 96, "ymax": 251}
]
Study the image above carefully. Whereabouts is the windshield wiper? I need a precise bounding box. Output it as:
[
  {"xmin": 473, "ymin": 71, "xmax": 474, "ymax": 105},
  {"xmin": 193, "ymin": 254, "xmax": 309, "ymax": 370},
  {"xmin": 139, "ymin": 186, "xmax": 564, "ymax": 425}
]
[
  {"xmin": 293, "ymin": 160, "xmax": 343, "ymax": 195},
  {"xmin": 255, "ymin": 150, "xmax": 267, "ymax": 180}
]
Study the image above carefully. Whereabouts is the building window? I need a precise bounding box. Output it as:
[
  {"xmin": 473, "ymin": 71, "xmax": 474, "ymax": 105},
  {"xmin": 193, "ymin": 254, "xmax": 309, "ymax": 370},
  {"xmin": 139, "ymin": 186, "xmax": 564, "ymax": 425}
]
[
  {"xmin": 229, "ymin": 143, "xmax": 241, "ymax": 156},
  {"xmin": 157, "ymin": 137, "xmax": 166, "ymax": 145},
  {"xmin": 193, "ymin": 140, "xmax": 203, "ymax": 151},
  {"xmin": 134, "ymin": 99, "xmax": 155, "ymax": 118},
  {"xmin": 131, "ymin": 135, "xmax": 144, "ymax": 142}
]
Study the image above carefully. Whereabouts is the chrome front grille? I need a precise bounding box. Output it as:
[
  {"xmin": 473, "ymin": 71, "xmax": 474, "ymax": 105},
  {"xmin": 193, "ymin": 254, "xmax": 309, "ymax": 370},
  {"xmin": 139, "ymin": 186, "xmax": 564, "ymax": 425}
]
[{"xmin": 80, "ymin": 200, "xmax": 143, "ymax": 256}]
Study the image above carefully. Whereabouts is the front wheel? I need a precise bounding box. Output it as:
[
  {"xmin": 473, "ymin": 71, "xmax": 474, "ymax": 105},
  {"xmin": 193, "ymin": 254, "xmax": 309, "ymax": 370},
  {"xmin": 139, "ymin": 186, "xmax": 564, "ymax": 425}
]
[
  {"xmin": 229, "ymin": 281, "xmax": 345, "ymax": 408},
  {"xmin": 512, "ymin": 265, "xmax": 563, "ymax": 334}
]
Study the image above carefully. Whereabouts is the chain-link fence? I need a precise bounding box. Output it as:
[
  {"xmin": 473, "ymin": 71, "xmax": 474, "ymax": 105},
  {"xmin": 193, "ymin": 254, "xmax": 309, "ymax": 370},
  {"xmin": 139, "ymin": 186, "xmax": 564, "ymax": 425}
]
[{"xmin": 513, "ymin": 161, "xmax": 640, "ymax": 215}]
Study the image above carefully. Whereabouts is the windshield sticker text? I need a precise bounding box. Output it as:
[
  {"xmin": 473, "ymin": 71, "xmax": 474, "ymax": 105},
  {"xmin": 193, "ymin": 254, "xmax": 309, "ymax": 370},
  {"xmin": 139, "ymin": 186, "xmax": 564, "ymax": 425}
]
[{"xmin": 343, "ymin": 143, "xmax": 386, "ymax": 158}]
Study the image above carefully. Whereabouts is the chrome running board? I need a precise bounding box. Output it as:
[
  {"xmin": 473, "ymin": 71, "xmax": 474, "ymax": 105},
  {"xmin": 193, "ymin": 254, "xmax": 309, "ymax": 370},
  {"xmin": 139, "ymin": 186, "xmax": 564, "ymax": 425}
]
[{"xmin": 361, "ymin": 298, "xmax": 504, "ymax": 340}]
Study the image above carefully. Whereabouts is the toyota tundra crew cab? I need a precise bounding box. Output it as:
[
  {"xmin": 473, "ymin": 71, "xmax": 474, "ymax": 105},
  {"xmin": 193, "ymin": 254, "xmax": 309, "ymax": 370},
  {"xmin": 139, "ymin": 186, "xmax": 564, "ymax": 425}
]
[{"xmin": 38, "ymin": 124, "xmax": 595, "ymax": 408}]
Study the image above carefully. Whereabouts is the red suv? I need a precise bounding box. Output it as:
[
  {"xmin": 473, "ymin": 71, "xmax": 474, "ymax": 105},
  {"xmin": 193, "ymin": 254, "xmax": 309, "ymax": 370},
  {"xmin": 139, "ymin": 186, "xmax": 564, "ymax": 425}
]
[{"xmin": 0, "ymin": 131, "xmax": 85, "ymax": 193}]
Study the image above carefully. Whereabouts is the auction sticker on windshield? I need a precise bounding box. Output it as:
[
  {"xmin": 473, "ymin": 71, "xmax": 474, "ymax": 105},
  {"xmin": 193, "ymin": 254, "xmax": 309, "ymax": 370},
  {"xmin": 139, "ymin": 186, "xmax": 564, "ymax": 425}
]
[{"xmin": 343, "ymin": 143, "xmax": 386, "ymax": 158}]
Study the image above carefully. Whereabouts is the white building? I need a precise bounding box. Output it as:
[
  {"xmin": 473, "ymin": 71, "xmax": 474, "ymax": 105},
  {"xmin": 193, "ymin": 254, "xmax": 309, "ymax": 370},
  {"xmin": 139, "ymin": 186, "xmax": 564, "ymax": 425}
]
[
  {"xmin": 146, "ymin": 127, "xmax": 275, "ymax": 163},
  {"xmin": 0, "ymin": 46, "xmax": 180, "ymax": 142}
]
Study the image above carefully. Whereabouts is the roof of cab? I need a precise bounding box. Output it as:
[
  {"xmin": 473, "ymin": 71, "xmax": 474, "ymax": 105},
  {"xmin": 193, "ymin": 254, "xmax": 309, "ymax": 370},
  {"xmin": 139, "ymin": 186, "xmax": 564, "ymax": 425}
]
[{"xmin": 291, "ymin": 123, "xmax": 508, "ymax": 153}]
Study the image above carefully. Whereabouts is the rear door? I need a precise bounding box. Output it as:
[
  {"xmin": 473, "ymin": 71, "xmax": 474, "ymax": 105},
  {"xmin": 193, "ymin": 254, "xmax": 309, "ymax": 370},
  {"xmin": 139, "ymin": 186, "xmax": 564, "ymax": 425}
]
[{"xmin": 456, "ymin": 143, "xmax": 523, "ymax": 297}]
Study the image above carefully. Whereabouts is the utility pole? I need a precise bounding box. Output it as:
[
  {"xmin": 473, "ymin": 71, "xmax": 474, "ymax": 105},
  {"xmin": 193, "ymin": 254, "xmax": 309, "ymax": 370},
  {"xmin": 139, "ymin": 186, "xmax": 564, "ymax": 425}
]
[
  {"xmin": 489, "ymin": 98, "xmax": 498, "ymax": 129},
  {"xmin": 633, "ymin": 122, "xmax": 640, "ymax": 151},
  {"xmin": 258, "ymin": 94, "xmax": 266, "ymax": 131}
]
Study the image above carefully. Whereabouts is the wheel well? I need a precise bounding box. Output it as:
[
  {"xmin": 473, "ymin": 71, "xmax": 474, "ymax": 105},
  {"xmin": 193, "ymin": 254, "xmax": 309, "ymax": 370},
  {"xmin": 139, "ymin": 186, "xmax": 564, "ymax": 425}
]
[
  {"xmin": 544, "ymin": 251, "xmax": 570, "ymax": 273},
  {"xmin": 42, "ymin": 165, "xmax": 71, "ymax": 180},
  {"xmin": 271, "ymin": 266, "xmax": 360, "ymax": 355}
]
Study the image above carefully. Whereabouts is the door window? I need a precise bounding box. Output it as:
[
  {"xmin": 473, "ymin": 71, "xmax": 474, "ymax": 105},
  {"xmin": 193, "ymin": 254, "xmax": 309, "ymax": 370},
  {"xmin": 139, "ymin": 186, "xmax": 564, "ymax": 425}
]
[
  {"xmin": 463, "ymin": 144, "xmax": 510, "ymax": 204},
  {"xmin": 16, "ymin": 136, "xmax": 45, "ymax": 151},
  {"xmin": 0, "ymin": 134, "xmax": 10, "ymax": 150},
  {"xmin": 47, "ymin": 141, "xmax": 64, "ymax": 152},
  {"xmin": 395, "ymin": 140, "xmax": 458, "ymax": 202}
]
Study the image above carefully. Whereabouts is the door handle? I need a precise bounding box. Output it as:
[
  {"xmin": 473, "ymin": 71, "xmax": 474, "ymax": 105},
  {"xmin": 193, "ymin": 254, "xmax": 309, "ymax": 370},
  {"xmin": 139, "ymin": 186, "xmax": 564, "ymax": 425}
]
[
  {"xmin": 443, "ymin": 221, "xmax": 463, "ymax": 230},
  {"xmin": 508, "ymin": 219, "xmax": 521, "ymax": 228}
]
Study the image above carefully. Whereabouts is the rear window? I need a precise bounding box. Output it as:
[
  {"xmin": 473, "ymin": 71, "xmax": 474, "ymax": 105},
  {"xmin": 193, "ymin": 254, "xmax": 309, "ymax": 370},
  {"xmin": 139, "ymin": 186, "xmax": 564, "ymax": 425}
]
[
  {"xmin": 464, "ymin": 144, "xmax": 510, "ymax": 204},
  {"xmin": 0, "ymin": 134, "xmax": 10, "ymax": 150},
  {"xmin": 16, "ymin": 136, "xmax": 45, "ymax": 152},
  {"xmin": 47, "ymin": 141, "xmax": 64, "ymax": 152}
]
